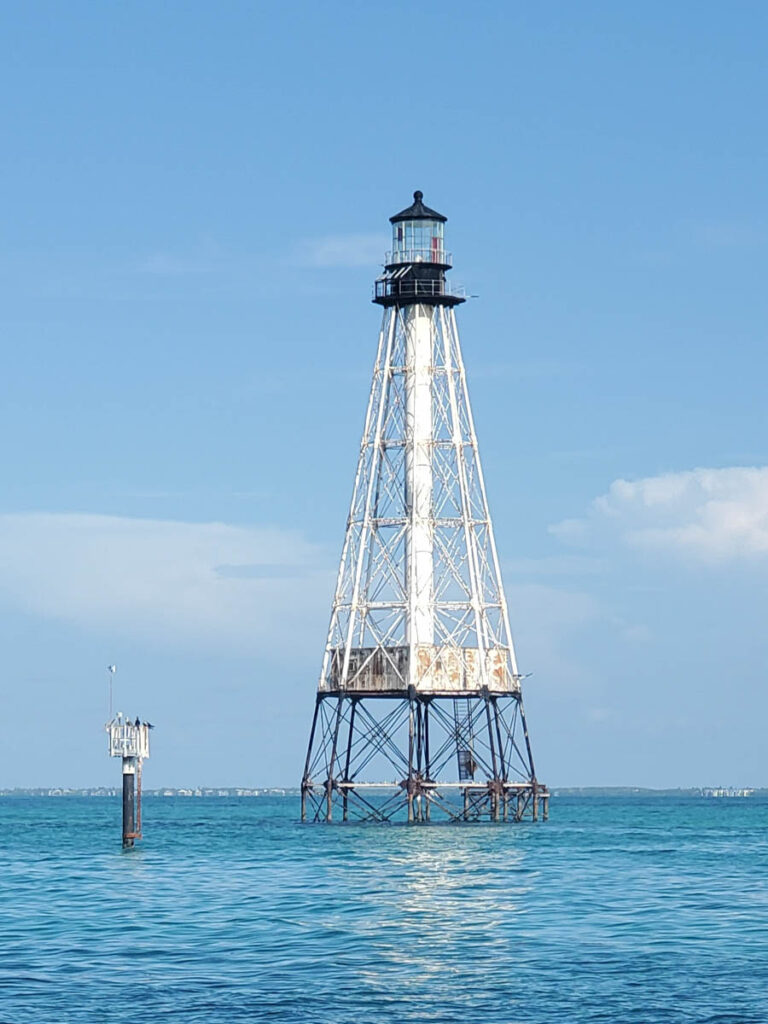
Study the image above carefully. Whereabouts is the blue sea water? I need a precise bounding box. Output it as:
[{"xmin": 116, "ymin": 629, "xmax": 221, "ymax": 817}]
[{"xmin": 1, "ymin": 795, "xmax": 767, "ymax": 1023}]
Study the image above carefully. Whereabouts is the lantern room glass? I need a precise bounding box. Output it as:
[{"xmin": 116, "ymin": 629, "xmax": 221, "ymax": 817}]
[{"xmin": 392, "ymin": 219, "xmax": 444, "ymax": 263}]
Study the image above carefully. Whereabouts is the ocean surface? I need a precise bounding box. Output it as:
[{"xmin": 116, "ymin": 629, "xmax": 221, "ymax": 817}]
[{"xmin": 1, "ymin": 795, "xmax": 767, "ymax": 1023}]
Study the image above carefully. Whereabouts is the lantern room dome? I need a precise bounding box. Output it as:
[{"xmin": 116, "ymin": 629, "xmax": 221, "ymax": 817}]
[
  {"xmin": 389, "ymin": 190, "xmax": 447, "ymax": 224},
  {"xmin": 386, "ymin": 191, "xmax": 450, "ymax": 271}
]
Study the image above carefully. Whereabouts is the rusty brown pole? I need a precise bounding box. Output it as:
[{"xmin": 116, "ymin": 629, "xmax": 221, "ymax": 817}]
[{"xmin": 121, "ymin": 760, "xmax": 136, "ymax": 849}]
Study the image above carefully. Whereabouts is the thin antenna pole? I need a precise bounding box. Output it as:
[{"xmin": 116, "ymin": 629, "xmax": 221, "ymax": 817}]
[{"xmin": 107, "ymin": 665, "xmax": 116, "ymax": 720}]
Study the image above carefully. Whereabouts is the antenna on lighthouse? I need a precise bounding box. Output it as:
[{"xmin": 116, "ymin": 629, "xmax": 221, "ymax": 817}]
[
  {"xmin": 107, "ymin": 664, "xmax": 116, "ymax": 720},
  {"xmin": 300, "ymin": 192, "xmax": 548, "ymax": 824}
]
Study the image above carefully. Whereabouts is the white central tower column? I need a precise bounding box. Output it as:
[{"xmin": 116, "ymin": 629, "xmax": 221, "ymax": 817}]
[{"xmin": 404, "ymin": 303, "xmax": 434, "ymax": 650}]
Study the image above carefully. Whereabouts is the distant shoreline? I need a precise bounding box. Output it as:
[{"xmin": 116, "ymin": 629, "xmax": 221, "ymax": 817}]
[{"xmin": 1, "ymin": 786, "xmax": 764, "ymax": 799}]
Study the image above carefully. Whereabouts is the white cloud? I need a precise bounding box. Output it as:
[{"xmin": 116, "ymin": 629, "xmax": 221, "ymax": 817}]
[
  {"xmin": 295, "ymin": 232, "xmax": 387, "ymax": 268},
  {"xmin": 0, "ymin": 513, "xmax": 653, "ymax": 677},
  {"xmin": 0, "ymin": 514, "xmax": 333, "ymax": 652},
  {"xmin": 551, "ymin": 466, "xmax": 768, "ymax": 562}
]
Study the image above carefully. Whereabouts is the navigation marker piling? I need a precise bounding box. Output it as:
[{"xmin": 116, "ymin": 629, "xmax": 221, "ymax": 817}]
[{"xmin": 106, "ymin": 712, "xmax": 152, "ymax": 847}]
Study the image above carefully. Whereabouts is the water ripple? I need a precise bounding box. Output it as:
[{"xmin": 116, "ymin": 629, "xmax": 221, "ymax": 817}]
[{"xmin": 1, "ymin": 795, "xmax": 767, "ymax": 1022}]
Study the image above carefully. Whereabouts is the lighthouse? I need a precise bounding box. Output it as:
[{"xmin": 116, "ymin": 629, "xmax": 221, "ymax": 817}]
[{"xmin": 301, "ymin": 192, "xmax": 548, "ymax": 823}]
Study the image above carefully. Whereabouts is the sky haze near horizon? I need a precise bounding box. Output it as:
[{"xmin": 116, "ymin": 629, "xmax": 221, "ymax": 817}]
[{"xmin": 1, "ymin": 1, "xmax": 766, "ymax": 788}]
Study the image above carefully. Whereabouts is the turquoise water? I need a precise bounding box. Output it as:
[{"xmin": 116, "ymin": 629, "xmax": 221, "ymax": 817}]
[{"xmin": 1, "ymin": 795, "xmax": 767, "ymax": 1022}]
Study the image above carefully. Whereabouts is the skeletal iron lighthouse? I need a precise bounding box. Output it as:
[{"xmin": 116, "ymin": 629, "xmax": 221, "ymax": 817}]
[{"xmin": 301, "ymin": 192, "xmax": 548, "ymax": 823}]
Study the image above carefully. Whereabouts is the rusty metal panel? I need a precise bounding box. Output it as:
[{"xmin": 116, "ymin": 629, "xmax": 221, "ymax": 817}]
[
  {"xmin": 412, "ymin": 645, "xmax": 517, "ymax": 693},
  {"xmin": 328, "ymin": 646, "xmax": 409, "ymax": 692}
]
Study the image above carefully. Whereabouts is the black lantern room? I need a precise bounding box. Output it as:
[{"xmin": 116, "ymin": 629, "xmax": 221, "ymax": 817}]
[{"xmin": 374, "ymin": 191, "xmax": 464, "ymax": 307}]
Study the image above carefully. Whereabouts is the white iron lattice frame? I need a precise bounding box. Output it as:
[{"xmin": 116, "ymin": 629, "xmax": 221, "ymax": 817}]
[{"xmin": 320, "ymin": 303, "xmax": 522, "ymax": 696}]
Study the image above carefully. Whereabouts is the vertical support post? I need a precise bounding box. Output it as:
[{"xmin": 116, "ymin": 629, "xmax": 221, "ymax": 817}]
[
  {"xmin": 415, "ymin": 701, "xmax": 424, "ymax": 822},
  {"xmin": 423, "ymin": 700, "xmax": 431, "ymax": 821},
  {"xmin": 484, "ymin": 693, "xmax": 499, "ymax": 778},
  {"xmin": 492, "ymin": 698, "xmax": 507, "ymax": 781},
  {"xmin": 463, "ymin": 787, "xmax": 470, "ymax": 821},
  {"xmin": 491, "ymin": 698, "xmax": 506, "ymax": 823},
  {"xmin": 301, "ymin": 695, "xmax": 322, "ymax": 822},
  {"xmin": 342, "ymin": 700, "xmax": 357, "ymax": 823},
  {"xmin": 407, "ymin": 697, "xmax": 415, "ymax": 823},
  {"xmin": 415, "ymin": 701, "xmax": 423, "ymax": 776},
  {"xmin": 326, "ymin": 697, "xmax": 344, "ymax": 823},
  {"xmin": 542, "ymin": 793, "xmax": 549, "ymax": 821},
  {"xmin": 532, "ymin": 783, "xmax": 539, "ymax": 822},
  {"xmin": 122, "ymin": 758, "xmax": 135, "ymax": 848},
  {"xmin": 517, "ymin": 693, "xmax": 538, "ymax": 789},
  {"xmin": 483, "ymin": 692, "xmax": 499, "ymax": 821},
  {"xmin": 423, "ymin": 700, "xmax": 431, "ymax": 780}
]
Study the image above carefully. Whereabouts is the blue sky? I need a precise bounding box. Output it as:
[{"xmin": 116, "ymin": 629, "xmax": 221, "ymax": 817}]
[{"xmin": 1, "ymin": 1, "xmax": 766, "ymax": 788}]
